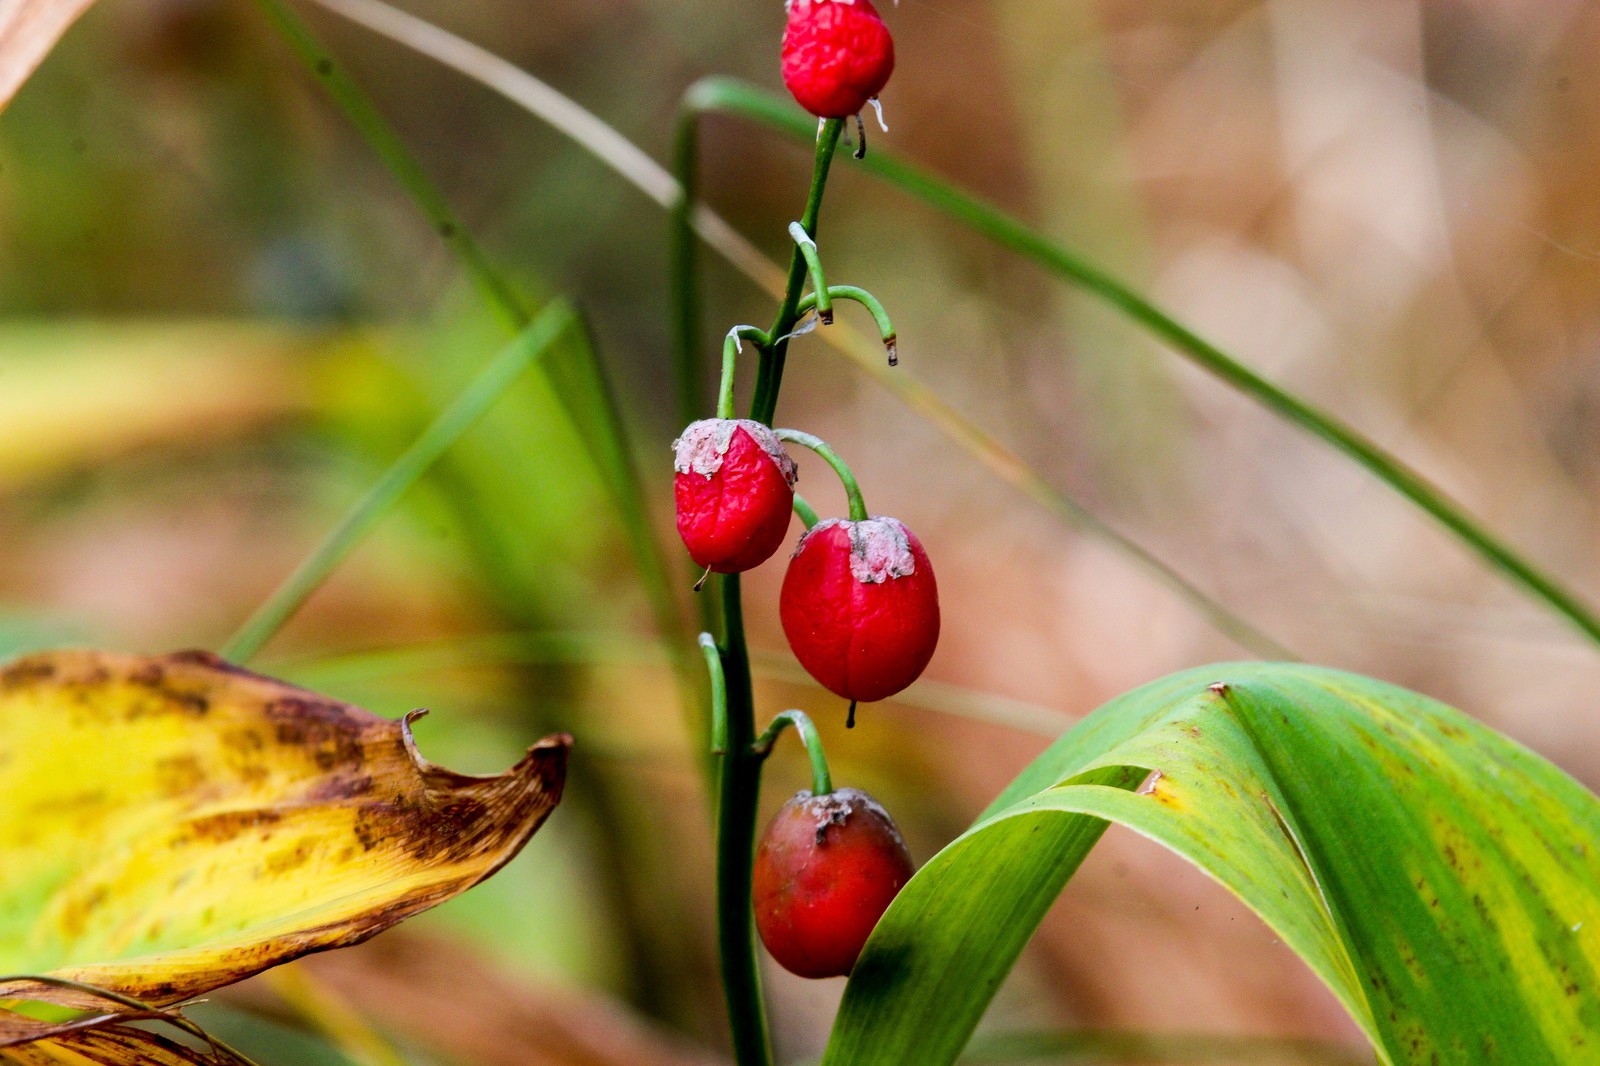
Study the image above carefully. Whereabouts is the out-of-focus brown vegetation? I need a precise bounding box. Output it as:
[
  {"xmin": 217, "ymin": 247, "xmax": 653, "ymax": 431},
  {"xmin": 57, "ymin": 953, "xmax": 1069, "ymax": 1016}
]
[{"xmin": 5, "ymin": 0, "xmax": 1600, "ymax": 1062}]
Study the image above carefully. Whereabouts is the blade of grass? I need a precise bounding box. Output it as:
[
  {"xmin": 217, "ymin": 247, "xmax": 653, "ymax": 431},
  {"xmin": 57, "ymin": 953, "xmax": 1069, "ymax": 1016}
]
[
  {"xmin": 301, "ymin": 0, "xmax": 1291, "ymax": 661},
  {"xmin": 683, "ymin": 77, "xmax": 1600, "ymax": 653},
  {"xmin": 248, "ymin": 0, "xmax": 692, "ymax": 690},
  {"xmin": 219, "ymin": 301, "xmax": 576, "ymax": 663}
]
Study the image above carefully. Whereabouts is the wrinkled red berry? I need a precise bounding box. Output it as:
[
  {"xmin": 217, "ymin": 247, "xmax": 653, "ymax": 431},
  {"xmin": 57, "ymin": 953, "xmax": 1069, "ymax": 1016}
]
[
  {"xmin": 779, "ymin": 516, "xmax": 939, "ymax": 703},
  {"xmin": 675, "ymin": 419, "xmax": 798, "ymax": 573},
  {"xmin": 781, "ymin": 0, "xmax": 895, "ymax": 119},
  {"xmin": 753, "ymin": 787, "xmax": 914, "ymax": 978}
]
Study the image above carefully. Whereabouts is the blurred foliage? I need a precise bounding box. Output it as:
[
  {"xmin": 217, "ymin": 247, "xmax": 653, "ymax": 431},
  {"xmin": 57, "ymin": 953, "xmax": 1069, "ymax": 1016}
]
[{"xmin": 6, "ymin": 0, "xmax": 1600, "ymax": 1063}]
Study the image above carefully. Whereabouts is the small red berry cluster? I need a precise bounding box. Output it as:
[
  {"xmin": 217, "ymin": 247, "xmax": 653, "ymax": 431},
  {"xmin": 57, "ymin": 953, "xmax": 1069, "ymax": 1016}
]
[
  {"xmin": 674, "ymin": 417, "xmax": 940, "ymax": 712},
  {"xmin": 685, "ymin": 0, "xmax": 918, "ymax": 984}
]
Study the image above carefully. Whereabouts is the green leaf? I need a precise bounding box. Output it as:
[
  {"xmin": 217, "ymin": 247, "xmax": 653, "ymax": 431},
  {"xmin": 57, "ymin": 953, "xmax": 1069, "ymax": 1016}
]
[{"xmin": 824, "ymin": 663, "xmax": 1600, "ymax": 1065}]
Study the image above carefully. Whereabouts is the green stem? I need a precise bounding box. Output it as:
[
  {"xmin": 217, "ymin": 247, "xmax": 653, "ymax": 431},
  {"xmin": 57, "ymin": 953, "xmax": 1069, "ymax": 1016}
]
[
  {"xmin": 751, "ymin": 120, "xmax": 844, "ymax": 425},
  {"xmin": 692, "ymin": 112, "xmax": 845, "ymax": 1066},
  {"xmin": 717, "ymin": 332, "xmax": 740, "ymax": 421},
  {"xmin": 774, "ymin": 429, "xmax": 869, "ymax": 522},
  {"xmin": 220, "ymin": 302, "xmax": 575, "ymax": 664},
  {"xmin": 713, "ymin": 575, "xmax": 772, "ymax": 1065},
  {"xmin": 798, "ymin": 285, "xmax": 898, "ymax": 365},
  {"xmin": 787, "ymin": 222, "xmax": 832, "ymax": 324},
  {"xmin": 716, "ymin": 326, "xmax": 771, "ymax": 421},
  {"xmin": 701, "ymin": 632, "xmax": 729, "ymax": 754},
  {"xmin": 752, "ymin": 710, "xmax": 833, "ymax": 796},
  {"xmin": 671, "ymin": 108, "xmax": 720, "ymax": 639},
  {"xmin": 672, "ymin": 102, "xmax": 706, "ymax": 429},
  {"xmin": 793, "ymin": 492, "xmax": 821, "ymax": 530}
]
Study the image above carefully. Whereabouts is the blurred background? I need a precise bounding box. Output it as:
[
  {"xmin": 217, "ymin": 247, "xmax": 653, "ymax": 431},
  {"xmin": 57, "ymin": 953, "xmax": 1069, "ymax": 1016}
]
[{"xmin": 4, "ymin": 0, "xmax": 1600, "ymax": 1062}]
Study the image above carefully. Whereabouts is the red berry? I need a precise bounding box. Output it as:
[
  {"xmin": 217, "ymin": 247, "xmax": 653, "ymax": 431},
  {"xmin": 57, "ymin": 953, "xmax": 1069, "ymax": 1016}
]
[
  {"xmin": 675, "ymin": 419, "xmax": 798, "ymax": 573},
  {"xmin": 779, "ymin": 516, "xmax": 939, "ymax": 703},
  {"xmin": 781, "ymin": 0, "xmax": 895, "ymax": 119},
  {"xmin": 753, "ymin": 788, "xmax": 914, "ymax": 978}
]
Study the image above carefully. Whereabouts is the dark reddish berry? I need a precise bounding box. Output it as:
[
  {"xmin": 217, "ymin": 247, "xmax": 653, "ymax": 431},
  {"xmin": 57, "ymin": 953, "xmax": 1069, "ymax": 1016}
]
[
  {"xmin": 675, "ymin": 419, "xmax": 798, "ymax": 573},
  {"xmin": 781, "ymin": 0, "xmax": 895, "ymax": 119},
  {"xmin": 753, "ymin": 787, "xmax": 914, "ymax": 978},
  {"xmin": 779, "ymin": 516, "xmax": 939, "ymax": 703}
]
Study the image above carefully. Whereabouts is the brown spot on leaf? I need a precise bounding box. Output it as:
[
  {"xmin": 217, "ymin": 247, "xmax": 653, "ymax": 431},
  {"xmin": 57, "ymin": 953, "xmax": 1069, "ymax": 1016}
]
[
  {"xmin": 308, "ymin": 774, "xmax": 375, "ymax": 803},
  {"xmin": 0, "ymin": 656, "xmax": 56, "ymax": 689},
  {"xmin": 127, "ymin": 660, "xmax": 166, "ymax": 688},
  {"xmin": 183, "ymin": 809, "xmax": 283, "ymax": 844},
  {"xmin": 156, "ymin": 754, "xmax": 208, "ymax": 799},
  {"xmin": 268, "ymin": 698, "xmax": 368, "ymax": 772}
]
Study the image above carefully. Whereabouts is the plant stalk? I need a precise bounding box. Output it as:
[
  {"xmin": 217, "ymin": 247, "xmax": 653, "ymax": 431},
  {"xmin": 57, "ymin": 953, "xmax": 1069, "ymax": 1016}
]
[
  {"xmin": 712, "ymin": 576, "xmax": 771, "ymax": 1065},
  {"xmin": 751, "ymin": 120, "xmax": 844, "ymax": 425},
  {"xmin": 700, "ymin": 120, "xmax": 845, "ymax": 1066}
]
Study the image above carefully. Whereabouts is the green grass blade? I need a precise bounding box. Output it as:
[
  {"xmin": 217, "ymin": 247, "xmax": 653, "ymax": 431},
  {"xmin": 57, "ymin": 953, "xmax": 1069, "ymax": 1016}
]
[
  {"xmin": 825, "ymin": 664, "xmax": 1600, "ymax": 1064},
  {"xmin": 835, "ymin": 353, "xmax": 1296, "ymax": 659},
  {"xmin": 219, "ymin": 301, "xmax": 577, "ymax": 663},
  {"xmin": 683, "ymin": 77, "xmax": 1600, "ymax": 653}
]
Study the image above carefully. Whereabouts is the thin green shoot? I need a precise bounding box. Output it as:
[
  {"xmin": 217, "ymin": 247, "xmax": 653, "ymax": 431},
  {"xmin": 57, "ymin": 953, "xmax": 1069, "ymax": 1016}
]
[
  {"xmin": 752, "ymin": 710, "xmax": 833, "ymax": 796},
  {"xmin": 775, "ymin": 429, "xmax": 869, "ymax": 522}
]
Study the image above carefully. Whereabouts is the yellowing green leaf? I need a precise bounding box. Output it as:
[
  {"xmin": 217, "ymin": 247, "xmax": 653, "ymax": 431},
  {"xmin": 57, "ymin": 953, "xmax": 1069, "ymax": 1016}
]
[
  {"xmin": 0, "ymin": 649, "xmax": 569, "ymax": 1011},
  {"xmin": 826, "ymin": 663, "xmax": 1600, "ymax": 1064}
]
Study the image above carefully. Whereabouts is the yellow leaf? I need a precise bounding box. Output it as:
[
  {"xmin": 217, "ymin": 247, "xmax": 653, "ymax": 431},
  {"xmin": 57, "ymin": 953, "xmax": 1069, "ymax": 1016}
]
[{"xmin": 0, "ymin": 649, "xmax": 570, "ymax": 1012}]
